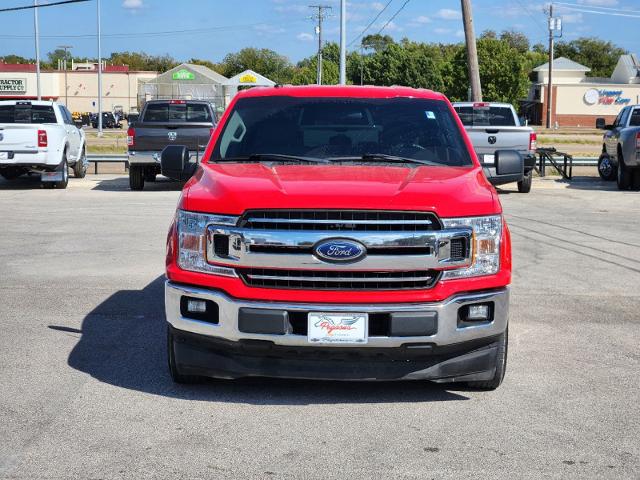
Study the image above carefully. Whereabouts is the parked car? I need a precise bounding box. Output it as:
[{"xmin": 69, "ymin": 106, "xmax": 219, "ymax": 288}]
[
  {"xmin": 453, "ymin": 102, "xmax": 537, "ymax": 193},
  {"xmin": 0, "ymin": 100, "xmax": 87, "ymax": 188},
  {"xmin": 596, "ymin": 105, "xmax": 640, "ymax": 190},
  {"xmin": 91, "ymin": 112, "xmax": 121, "ymax": 129},
  {"xmin": 163, "ymin": 85, "xmax": 520, "ymax": 390},
  {"xmin": 127, "ymin": 99, "xmax": 217, "ymax": 190}
]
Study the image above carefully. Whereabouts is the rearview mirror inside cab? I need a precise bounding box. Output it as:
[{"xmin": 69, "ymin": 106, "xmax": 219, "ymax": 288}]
[{"xmin": 494, "ymin": 150, "xmax": 524, "ymax": 176}]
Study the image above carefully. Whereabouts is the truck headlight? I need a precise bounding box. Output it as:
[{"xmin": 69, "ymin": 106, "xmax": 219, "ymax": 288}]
[
  {"xmin": 176, "ymin": 210, "xmax": 238, "ymax": 276},
  {"xmin": 441, "ymin": 215, "xmax": 502, "ymax": 279}
]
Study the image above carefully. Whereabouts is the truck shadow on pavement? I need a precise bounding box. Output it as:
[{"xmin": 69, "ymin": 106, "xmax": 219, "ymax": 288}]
[
  {"xmin": 0, "ymin": 174, "xmax": 51, "ymax": 190},
  {"xmin": 58, "ymin": 276, "xmax": 470, "ymax": 404},
  {"xmin": 91, "ymin": 176, "xmax": 184, "ymax": 192}
]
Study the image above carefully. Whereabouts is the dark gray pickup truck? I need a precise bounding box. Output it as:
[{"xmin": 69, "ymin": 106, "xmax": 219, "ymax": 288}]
[{"xmin": 127, "ymin": 100, "xmax": 216, "ymax": 190}]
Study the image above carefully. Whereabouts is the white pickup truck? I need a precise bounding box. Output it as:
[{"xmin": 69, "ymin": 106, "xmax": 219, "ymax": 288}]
[
  {"xmin": 453, "ymin": 102, "xmax": 537, "ymax": 193},
  {"xmin": 0, "ymin": 100, "xmax": 87, "ymax": 189}
]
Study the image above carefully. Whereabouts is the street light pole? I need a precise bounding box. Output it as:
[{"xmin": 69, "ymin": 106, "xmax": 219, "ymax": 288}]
[
  {"xmin": 97, "ymin": 0, "xmax": 103, "ymax": 135},
  {"xmin": 339, "ymin": 0, "xmax": 346, "ymax": 85},
  {"xmin": 58, "ymin": 45, "xmax": 72, "ymax": 107},
  {"xmin": 34, "ymin": 0, "xmax": 41, "ymax": 100}
]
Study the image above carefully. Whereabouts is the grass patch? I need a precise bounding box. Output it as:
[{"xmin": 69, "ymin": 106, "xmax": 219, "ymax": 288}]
[
  {"xmin": 537, "ymin": 136, "xmax": 601, "ymax": 145},
  {"xmin": 86, "ymin": 145, "xmax": 127, "ymax": 154}
]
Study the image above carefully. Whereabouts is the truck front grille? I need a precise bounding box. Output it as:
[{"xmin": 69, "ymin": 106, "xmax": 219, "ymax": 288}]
[
  {"xmin": 239, "ymin": 210, "xmax": 441, "ymax": 232},
  {"xmin": 238, "ymin": 268, "xmax": 440, "ymax": 290}
]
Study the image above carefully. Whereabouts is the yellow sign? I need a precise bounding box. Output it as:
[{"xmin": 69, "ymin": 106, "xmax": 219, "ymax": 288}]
[{"xmin": 239, "ymin": 73, "xmax": 258, "ymax": 84}]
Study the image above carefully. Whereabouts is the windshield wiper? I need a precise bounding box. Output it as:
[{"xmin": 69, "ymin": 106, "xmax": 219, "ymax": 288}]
[
  {"xmin": 331, "ymin": 154, "xmax": 439, "ymax": 166},
  {"xmin": 213, "ymin": 153, "xmax": 329, "ymax": 164}
]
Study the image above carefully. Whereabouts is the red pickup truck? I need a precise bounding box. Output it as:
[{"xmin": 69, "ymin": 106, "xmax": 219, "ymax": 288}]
[{"xmin": 163, "ymin": 85, "xmax": 520, "ymax": 390}]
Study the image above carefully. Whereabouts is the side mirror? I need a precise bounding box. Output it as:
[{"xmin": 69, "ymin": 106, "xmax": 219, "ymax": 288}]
[
  {"xmin": 161, "ymin": 145, "xmax": 197, "ymax": 181},
  {"xmin": 595, "ymin": 118, "xmax": 606, "ymax": 129},
  {"xmin": 495, "ymin": 150, "xmax": 524, "ymax": 176}
]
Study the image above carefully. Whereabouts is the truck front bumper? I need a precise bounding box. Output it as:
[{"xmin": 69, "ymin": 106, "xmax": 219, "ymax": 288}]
[{"xmin": 165, "ymin": 281, "xmax": 509, "ymax": 382}]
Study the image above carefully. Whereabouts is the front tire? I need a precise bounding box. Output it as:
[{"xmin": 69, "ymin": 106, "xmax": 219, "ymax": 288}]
[
  {"xmin": 616, "ymin": 154, "xmax": 631, "ymax": 190},
  {"xmin": 517, "ymin": 170, "xmax": 532, "ymax": 193},
  {"xmin": 129, "ymin": 165, "xmax": 144, "ymax": 191},
  {"xmin": 167, "ymin": 327, "xmax": 202, "ymax": 384},
  {"xmin": 465, "ymin": 328, "xmax": 508, "ymax": 390},
  {"xmin": 597, "ymin": 154, "xmax": 616, "ymax": 181},
  {"xmin": 73, "ymin": 148, "xmax": 87, "ymax": 178}
]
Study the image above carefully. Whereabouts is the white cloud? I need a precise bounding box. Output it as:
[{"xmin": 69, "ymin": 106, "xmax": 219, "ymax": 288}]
[
  {"xmin": 254, "ymin": 24, "xmax": 286, "ymax": 35},
  {"xmin": 455, "ymin": 29, "xmax": 465, "ymax": 38},
  {"xmin": 434, "ymin": 28, "xmax": 452, "ymax": 34},
  {"xmin": 434, "ymin": 8, "xmax": 462, "ymax": 20},
  {"xmin": 297, "ymin": 32, "xmax": 314, "ymax": 41},
  {"xmin": 562, "ymin": 12, "xmax": 584, "ymax": 23},
  {"xmin": 122, "ymin": 0, "xmax": 143, "ymax": 8}
]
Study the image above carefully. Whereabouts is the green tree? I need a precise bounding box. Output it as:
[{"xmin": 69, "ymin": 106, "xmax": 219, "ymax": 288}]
[
  {"xmin": 218, "ymin": 48, "xmax": 294, "ymax": 84},
  {"xmin": 449, "ymin": 36, "xmax": 529, "ymax": 104},
  {"xmin": 500, "ymin": 30, "xmax": 529, "ymax": 54},
  {"xmin": 1, "ymin": 54, "xmax": 34, "ymax": 64},
  {"xmin": 555, "ymin": 37, "xmax": 627, "ymax": 77},
  {"xmin": 360, "ymin": 34, "xmax": 395, "ymax": 52}
]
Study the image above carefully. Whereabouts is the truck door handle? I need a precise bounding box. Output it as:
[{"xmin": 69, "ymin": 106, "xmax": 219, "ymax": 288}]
[{"xmin": 484, "ymin": 129, "xmax": 499, "ymax": 134}]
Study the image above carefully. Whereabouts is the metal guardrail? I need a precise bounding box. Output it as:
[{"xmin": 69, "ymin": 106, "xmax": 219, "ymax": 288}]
[{"xmin": 87, "ymin": 154, "xmax": 128, "ymax": 174}]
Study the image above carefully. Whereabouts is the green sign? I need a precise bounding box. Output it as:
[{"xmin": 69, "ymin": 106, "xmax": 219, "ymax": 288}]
[{"xmin": 172, "ymin": 69, "xmax": 195, "ymax": 80}]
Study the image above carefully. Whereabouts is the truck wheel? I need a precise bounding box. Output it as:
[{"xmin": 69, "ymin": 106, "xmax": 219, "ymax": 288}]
[
  {"xmin": 616, "ymin": 155, "xmax": 631, "ymax": 190},
  {"xmin": 167, "ymin": 327, "xmax": 202, "ymax": 384},
  {"xmin": 73, "ymin": 148, "xmax": 87, "ymax": 178},
  {"xmin": 465, "ymin": 328, "xmax": 508, "ymax": 390},
  {"xmin": 43, "ymin": 157, "xmax": 69, "ymax": 189},
  {"xmin": 597, "ymin": 154, "xmax": 616, "ymax": 181},
  {"xmin": 129, "ymin": 165, "xmax": 145, "ymax": 191},
  {"xmin": 632, "ymin": 169, "xmax": 640, "ymax": 191},
  {"xmin": 517, "ymin": 171, "xmax": 532, "ymax": 193}
]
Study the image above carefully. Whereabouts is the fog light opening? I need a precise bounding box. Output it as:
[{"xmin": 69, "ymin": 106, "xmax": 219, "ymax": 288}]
[
  {"xmin": 180, "ymin": 296, "xmax": 219, "ymax": 324},
  {"xmin": 458, "ymin": 302, "xmax": 494, "ymax": 327}
]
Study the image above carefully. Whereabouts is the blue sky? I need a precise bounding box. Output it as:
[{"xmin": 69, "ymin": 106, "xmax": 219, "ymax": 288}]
[{"xmin": 0, "ymin": 0, "xmax": 638, "ymax": 64}]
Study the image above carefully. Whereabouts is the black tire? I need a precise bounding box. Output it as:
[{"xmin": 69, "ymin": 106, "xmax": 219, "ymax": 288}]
[
  {"xmin": 616, "ymin": 154, "xmax": 631, "ymax": 190},
  {"xmin": 597, "ymin": 154, "xmax": 616, "ymax": 181},
  {"xmin": 73, "ymin": 148, "xmax": 87, "ymax": 178},
  {"xmin": 43, "ymin": 156, "xmax": 69, "ymax": 189},
  {"xmin": 129, "ymin": 165, "xmax": 145, "ymax": 191},
  {"xmin": 167, "ymin": 327, "xmax": 202, "ymax": 384},
  {"xmin": 632, "ymin": 169, "xmax": 640, "ymax": 191},
  {"xmin": 517, "ymin": 170, "xmax": 533, "ymax": 193},
  {"xmin": 465, "ymin": 328, "xmax": 508, "ymax": 390}
]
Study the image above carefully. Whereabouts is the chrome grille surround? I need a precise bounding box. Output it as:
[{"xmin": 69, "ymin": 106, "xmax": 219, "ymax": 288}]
[{"xmin": 204, "ymin": 210, "xmax": 473, "ymax": 287}]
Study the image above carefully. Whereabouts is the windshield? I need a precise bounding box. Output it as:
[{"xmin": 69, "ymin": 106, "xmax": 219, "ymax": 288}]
[
  {"xmin": 454, "ymin": 105, "xmax": 517, "ymax": 127},
  {"xmin": 211, "ymin": 96, "xmax": 472, "ymax": 166}
]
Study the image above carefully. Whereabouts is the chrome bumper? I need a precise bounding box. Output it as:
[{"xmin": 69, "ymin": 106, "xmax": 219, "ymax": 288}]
[
  {"xmin": 127, "ymin": 151, "xmax": 161, "ymax": 165},
  {"xmin": 165, "ymin": 281, "xmax": 509, "ymax": 348}
]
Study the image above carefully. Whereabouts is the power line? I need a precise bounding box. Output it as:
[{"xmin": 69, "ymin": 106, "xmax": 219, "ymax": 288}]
[
  {"xmin": 0, "ymin": 0, "xmax": 89, "ymax": 13},
  {"xmin": 554, "ymin": 1, "xmax": 640, "ymax": 15},
  {"xmin": 556, "ymin": 5, "xmax": 640, "ymax": 19},
  {"xmin": 0, "ymin": 22, "xmax": 281, "ymax": 39},
  {"xmin": 375, "ymin": 0, "xmax": 411, "ymax": 36},
  {"xmin": 348, "ymin": 0, "xmax": 394, "ymax": 47},
  {"xmin": 511, "ymin": 0, "xmax": 547, "ymax": 34}
]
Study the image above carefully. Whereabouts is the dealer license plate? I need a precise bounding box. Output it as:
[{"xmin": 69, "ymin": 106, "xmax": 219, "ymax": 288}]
[
  {"xmin": 308, "ymin": 312, "xmax": 368, "ymax": 345},
  {"xmin": 483, "ymin": 154, "xmax": 495, "ymax": 165}
]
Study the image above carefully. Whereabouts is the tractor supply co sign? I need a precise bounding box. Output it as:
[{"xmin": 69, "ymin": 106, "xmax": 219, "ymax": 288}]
[{"xmin": 0, "ymin": 78, "xmax": 27, "ymax": 94}]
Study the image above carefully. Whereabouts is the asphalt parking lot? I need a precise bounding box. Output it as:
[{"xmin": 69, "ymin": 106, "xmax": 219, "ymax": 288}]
[{"xmin": 0, "ymin": 173, "xmax": 638, "ymax": 479}]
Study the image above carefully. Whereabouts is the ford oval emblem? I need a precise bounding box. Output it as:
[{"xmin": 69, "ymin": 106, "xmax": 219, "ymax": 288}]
[{"xmin": 313, "ymin": 238, "xmax": 366, "ymax": 263}]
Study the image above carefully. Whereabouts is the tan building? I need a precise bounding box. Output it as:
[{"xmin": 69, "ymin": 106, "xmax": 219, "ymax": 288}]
[
  {"xmin": 524, "ymin": 55, "xmax": 640, "ymax": 127},
  {"xmin": 0, "ymin": 61, "xmax": 157, "ymax": 114}
]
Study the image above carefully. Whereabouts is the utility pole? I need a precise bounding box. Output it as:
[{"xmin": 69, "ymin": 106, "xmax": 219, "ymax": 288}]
[
  {"xmin": 34, "ymin": 0, "xmax": 41, "ymax": 100},
  {"xmin": 339, "ymin": 0, "xmax": 346, "ymax": 85},
  {"xmin": 97, "ymin": 0, "xmax": 103, "ymax": 135},
  {"xmin": 58, "ymin": 45, "xmax": 72, "ymax": 107},
  {"xmin": 309, "ymin": 5, "xmax": 331, "ymax": 85},
  {"xmin": 460, "ymin": 0, "xmax": 482, "ymax": 101},
  {"xmin": 546, "ymin": 4, "xmax": 562, "ymax": 129}
]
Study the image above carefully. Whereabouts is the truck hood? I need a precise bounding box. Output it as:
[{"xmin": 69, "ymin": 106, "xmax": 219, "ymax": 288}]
[{"xmin": 181, "ymin": 163, "xmax": 500, "ymax": 218}]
